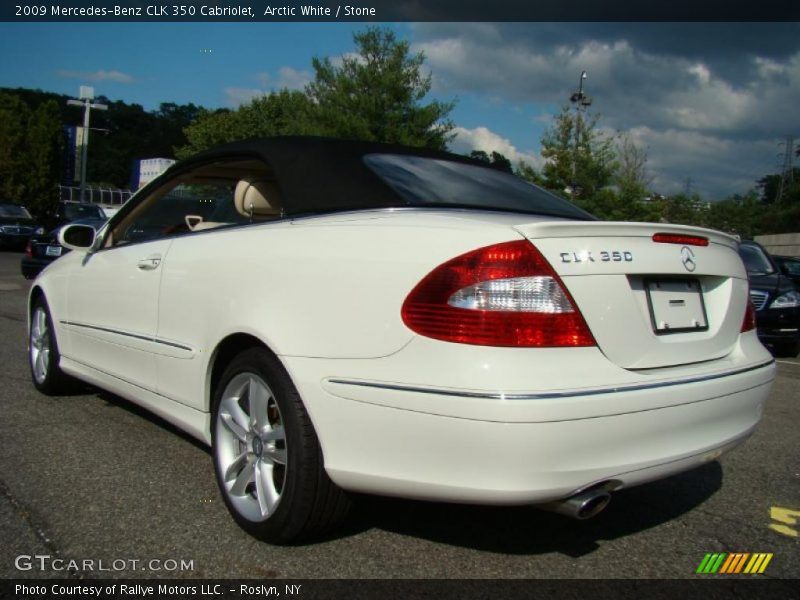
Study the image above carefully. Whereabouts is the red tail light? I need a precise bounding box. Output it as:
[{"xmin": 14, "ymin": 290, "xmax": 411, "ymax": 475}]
[
  {"xmin": 25, "ymin": 241, "xmax": 32, "ymax": 258},
  {"xmin": 401, "ymin": 240, "xmax": 596, "ymax": 347},
  {"xmin": 652, "ymin": 233, "xmax": 709, "ymax": 246},
  {"xmin": 741, "ymin": 299, "xmax": 756, "ymax": 333}
]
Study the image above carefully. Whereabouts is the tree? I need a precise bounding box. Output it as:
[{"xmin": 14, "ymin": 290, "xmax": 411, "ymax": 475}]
[
  {"xmin": 757, "ymin": 169, "xmax": 800, "ymax": 205},
  {"xmin": 615, "ymin": 133, "xmax": 652, "ymax": 204},
  {"xmin": 25, "ymin": 100, "xmax": 64, "ymax": 215},
  {"xmin": 703, "ymin": 192, "xmax": 763, "ymax": 238},
  {"xmin": 540, "ymin": 105, "xmax": 616, "ymax": 201},
  {"xmin": 514, "ymin": 161, "xmax": 546, "ymax": 186},
  {"xmin": 178, "ymin": 90, "xmax": 315, "ymax": 158},
  {"xmin": 0, "ymin": 93, "xmax": 30, "ymax": 202},
  {"xmin": 306, "ymin": 27, "xmax": 455, "ymax": 149},
  {"xmin": 0, "ymin": 93, "xmax": 63, "ymax": 215},
  {"xmin": 659, "ymin": 193, "xmax": 703, "ymax": 226}
]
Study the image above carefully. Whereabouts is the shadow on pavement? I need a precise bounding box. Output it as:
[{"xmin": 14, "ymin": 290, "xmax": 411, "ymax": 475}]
[
  {"xmin": 334, "ymin": 465, "xmax": 724, "ymax": 557},
  {"xmin": 92, "ymin": 387, "xmax": 724, "ymax": 556}
]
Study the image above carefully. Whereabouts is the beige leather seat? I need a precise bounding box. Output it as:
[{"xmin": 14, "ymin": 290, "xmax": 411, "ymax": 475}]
[
  {"xmin": 234, "ymin": 178, "xmax": 282, "ymax": 218},
  {"xmin": 185, "ymin": 215, "xmax": 228, "ymax": 231}
]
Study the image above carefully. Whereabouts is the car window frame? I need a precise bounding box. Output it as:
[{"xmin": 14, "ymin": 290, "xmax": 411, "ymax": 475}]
[{"xmin": 96, "ymin": 153, "xmax": 280, "ymax": 253}]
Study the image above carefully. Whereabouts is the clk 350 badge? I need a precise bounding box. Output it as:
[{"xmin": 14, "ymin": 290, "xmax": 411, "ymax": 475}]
[{"xmin": 560, "ymin": 251, "xmax": 633, "ymax": 263}]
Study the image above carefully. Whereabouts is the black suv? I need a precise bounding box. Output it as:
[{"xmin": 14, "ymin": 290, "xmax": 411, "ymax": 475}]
[
  {"xmin": 738, "ymin": 240, "xmax": 800, "ymax": 357},
  {"xmin": 0, "ymin": 203, "xmax": 42, "ymax": 250}
]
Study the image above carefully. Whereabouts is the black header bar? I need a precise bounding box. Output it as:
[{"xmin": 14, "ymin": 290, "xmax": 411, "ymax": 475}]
[{"xmin": 3, "ymin": 0, "xmax": 799, "ymax": 22}]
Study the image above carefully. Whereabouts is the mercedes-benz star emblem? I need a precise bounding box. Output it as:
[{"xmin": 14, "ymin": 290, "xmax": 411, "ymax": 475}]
[{"xmin": 681, "ymin": 246, "xmax": 696, "ymax": 272}]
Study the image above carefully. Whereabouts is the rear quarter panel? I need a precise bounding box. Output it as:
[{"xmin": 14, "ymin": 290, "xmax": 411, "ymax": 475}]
[{"xmin": 154, "ymin": 213, "xmax": 524, "ymax": 409}]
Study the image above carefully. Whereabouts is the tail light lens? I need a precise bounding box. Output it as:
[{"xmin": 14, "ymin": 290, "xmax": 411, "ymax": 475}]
[
  {"xmin": 741, "ymin": 298, "xmax": 756, "ymax": 333},
  {"xmin": 401, "ymin": 240, "xmax": 596, "ymax": 347},
  {"xmin": 25, "ymin": 241, "xmax": 32, "ymax": 258}
]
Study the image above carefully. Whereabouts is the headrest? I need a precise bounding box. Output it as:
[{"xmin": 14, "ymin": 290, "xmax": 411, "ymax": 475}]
[{"xmin": 234, "ymin": 178, "xmax": 282, "ymax": 218}]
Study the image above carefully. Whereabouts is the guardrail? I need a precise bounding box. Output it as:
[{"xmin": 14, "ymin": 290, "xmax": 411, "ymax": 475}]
[{"xmin": 59, "ymin": 185, "xmax": 134, "ymax": 205}]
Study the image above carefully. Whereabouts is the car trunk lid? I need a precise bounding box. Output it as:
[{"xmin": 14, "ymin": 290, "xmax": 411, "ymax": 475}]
[{"xmin": 514, "ymin": 221, "xmax": 748, "ymax": 369}]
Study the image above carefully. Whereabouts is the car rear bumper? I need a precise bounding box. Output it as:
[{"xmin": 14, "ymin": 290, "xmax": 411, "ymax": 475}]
[
  {"xmin": 21, "ymin": 256, "xmax": 50, "ymax": 279},
  {"xmin": 755, "ymin": 306, "xmax": 800, "ymax": 345},
  {"xmin": 0, "ymin": 233, "xmax": 30, "ymax": 249},
  {"xmin": 282, "ymin": 333, "xmax": 775, "ymax": 504}
]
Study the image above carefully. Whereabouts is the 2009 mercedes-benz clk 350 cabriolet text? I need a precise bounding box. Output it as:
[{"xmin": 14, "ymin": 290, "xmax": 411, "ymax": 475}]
[{"xmin": 28, "ymin": 137, "xmax": 775, "ymax": 543}]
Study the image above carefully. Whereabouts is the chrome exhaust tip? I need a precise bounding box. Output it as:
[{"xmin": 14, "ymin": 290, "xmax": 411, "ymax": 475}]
[{"xmin": 538, "ymin": 488, "xmax": 612, "ymax": 520}]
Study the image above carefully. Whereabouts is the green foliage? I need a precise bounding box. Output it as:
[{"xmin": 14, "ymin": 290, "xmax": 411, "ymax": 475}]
[
  {"xmin": 757, "ymin": 169, "xmax": 800, "ymax": 205},
  {"xmin": 178, "ymin": 27, "xmax": 456, "ymax": 158},
  {"xmin": 533, "ymin": 105, "xmax": 800, "ymax": 237},
  {"xmin": 307, "ymin": 27, "xmax": 455, "ymax": 149},
  {"xmin": 514, "ymin": 161, "xmax": 546, "ymax": 186},
  {"xmin": 0, "ymin": 93, "xmax": 62, "ymax": 215},
  {"xmin": 177, "ymin": 27, "xmax": 455, "ymax": 158},
  {"xmin": 178, "ymin": 90, "xmax": 315, "ymax": 158},
  {"xmin": 26, "ymin": 100, "xmax": 64, "ymax": 214},
  {"xmin": 86, "ymin": 99, "xmax": 202, "ymax": 187},
  {"xmin": 700, "ymin": 192, "xmax": 760, "ymax": 237},
  {"xmin": 540, "ymin": 105, "xmax": 616, "ymax": 200},
  {"xmin": 659, "ymin": 193, "xmax": 703, "ymax": 226},
  {"xmin": 615, "ymin": 133, "xmax": 651, "ymax": 206},
  {"xmin": 0, "ymin": 93, "xmax": 29, "ymax": 202}
]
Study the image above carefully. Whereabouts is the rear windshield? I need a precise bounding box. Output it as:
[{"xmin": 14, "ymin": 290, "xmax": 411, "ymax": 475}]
[
  {"xmin": 64, "ymin": 204, "xmax": 105, "ymax": 221},
  {"xmin": 738, "ymin": 243, "xmax": 775, "ymax": 275},
  {"xmin": 364, "ymin": 154, "xmax": 594, "ymax": 220}
]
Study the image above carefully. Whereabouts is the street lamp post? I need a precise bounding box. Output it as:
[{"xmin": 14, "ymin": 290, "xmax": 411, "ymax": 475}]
[
  {"xmin": 569, "ymin": 71, "xmax": 592, "ymax": 195},
  {"xmin": 67, "ymin": 86, "xmax": 108, "ymax": 203}
]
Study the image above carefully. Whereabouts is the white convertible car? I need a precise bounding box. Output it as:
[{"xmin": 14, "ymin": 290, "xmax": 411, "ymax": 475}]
[{"xmin": 28, "ymin": 137, "xmax": 775, "ymax": 543}]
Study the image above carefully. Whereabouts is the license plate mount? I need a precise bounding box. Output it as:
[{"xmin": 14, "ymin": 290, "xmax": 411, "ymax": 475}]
[{"xmin": 645, "ymin": 279, "xmax": 708, "ymax": 335}]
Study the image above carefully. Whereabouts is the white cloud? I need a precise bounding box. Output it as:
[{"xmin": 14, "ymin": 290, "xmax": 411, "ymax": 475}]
[
  {"xmin": 57, "ymin": 69, "xmax": 135, "ymax": 83},
  {"xmin": 224, "ymin": 87, "xmax": 265, "ymax": 107},
  {"xmin": 410, "ymin": 23, "xmax": 800, "ymax": 197},
  {"xmin": 619, "ymin": 126, "xmax": 776, "ymax": 198},
  {"xmin": 450, "ymin": 126, "xmax": 543, "ymax": 169},
  {"xmin": 226, "ymin": 67, "xmax": 311, "ymax": 107},
  {"xmin": 275, "ymin": 67, "xmax": 311, "ymax": 90}
]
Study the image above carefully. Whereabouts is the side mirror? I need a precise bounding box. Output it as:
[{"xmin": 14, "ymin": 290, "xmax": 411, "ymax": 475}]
[{"xmin": 58, "ymin": 223, "xmax": 96, "ymax": 251}]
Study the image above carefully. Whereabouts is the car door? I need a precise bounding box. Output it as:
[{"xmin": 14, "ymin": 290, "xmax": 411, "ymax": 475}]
[
  {"xmin": 60, "ymin": 177, "xmax": 195, "ymax": 392},
  {"xmin": 62, "ymin": 237, "xmax": 172, "ymax": 390}
]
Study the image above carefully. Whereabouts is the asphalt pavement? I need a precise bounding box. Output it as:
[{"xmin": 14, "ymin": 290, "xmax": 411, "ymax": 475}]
[{"xmin": 0, "ymin": 249, "xmax": 797, "ymax": 580}]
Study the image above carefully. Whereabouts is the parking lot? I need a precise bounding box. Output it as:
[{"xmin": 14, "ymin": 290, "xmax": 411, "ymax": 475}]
[{"xmin": 0, "ymin": 249, "xmax": 797, "ymax": 580}]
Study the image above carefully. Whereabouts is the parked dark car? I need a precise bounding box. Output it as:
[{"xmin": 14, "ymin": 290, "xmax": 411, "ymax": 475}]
[
  {"xmin": 773, "ymin": 255, "xmax": 800, "ymax": 289},
  {"xmin": 21, "ymin": 217, "xmax": 107, "ymax": 279},
  {"xmin": 38, "ymin": 201, "xmax": 106, "ymax": 232},
  {"xmin": 738, "ymin": 240, "xmax": 800, "ymax": 357},
  {"xmin": 0, "ymin": 203, "xmax": 43, "ymax": 250}
]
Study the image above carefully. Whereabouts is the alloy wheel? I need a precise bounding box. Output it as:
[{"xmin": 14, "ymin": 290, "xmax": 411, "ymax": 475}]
[
  {"xmin": 215, "ymin": 372, "xmax": 287, "ymax": 522},
  {"xmin": 30, "ymin": 306, "xmax": 50, "ymax": 384}
]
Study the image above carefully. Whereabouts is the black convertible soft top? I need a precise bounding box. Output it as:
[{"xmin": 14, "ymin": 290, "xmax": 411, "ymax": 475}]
[{"xmin": 167, "ymin": 136, "xmax": 594, "ymax": 221}]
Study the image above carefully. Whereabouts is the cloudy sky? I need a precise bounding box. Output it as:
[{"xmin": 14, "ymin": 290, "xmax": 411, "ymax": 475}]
[{"xmin": 1, "ymin": 22, "xmax": 798, "ymax": 199}]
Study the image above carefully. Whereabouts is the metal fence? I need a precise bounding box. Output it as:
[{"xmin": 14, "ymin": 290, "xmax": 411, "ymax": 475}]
[{"xmin": 59, "ymin": 185, "xmax": 134, "ymax": 205}]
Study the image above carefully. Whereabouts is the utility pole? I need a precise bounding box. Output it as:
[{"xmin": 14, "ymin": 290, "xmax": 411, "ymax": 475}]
[
  {"xmin": 67, "ymin": 86, "xmax": 108, "ymax": 203},
  {"xmin": 569, "ymin": 71, "xmax": 592, "ymax": 195},
  {"xmin": 775, "ymin": 136, "xmax": 795, "ymax": 203}
]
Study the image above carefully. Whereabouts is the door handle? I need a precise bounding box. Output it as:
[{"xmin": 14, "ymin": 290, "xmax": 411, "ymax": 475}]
[{"xmin": 137, "ymin": 255, "xmax": 161, "ymax": 270}]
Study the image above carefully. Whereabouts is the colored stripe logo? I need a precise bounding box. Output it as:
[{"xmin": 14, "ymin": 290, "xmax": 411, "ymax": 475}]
[{"xmin": 696, "ymin": 553, "xmax": 773, "ymax": 574}]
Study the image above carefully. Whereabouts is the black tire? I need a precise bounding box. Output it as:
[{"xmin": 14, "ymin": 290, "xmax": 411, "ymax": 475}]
[
  {"xmin": 29, "ymin": 296, "xmax": 74, "ymax": 395},
  {"xmin": 211, "ymin": 347, "xmax": 350, "ymax": 544}
]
